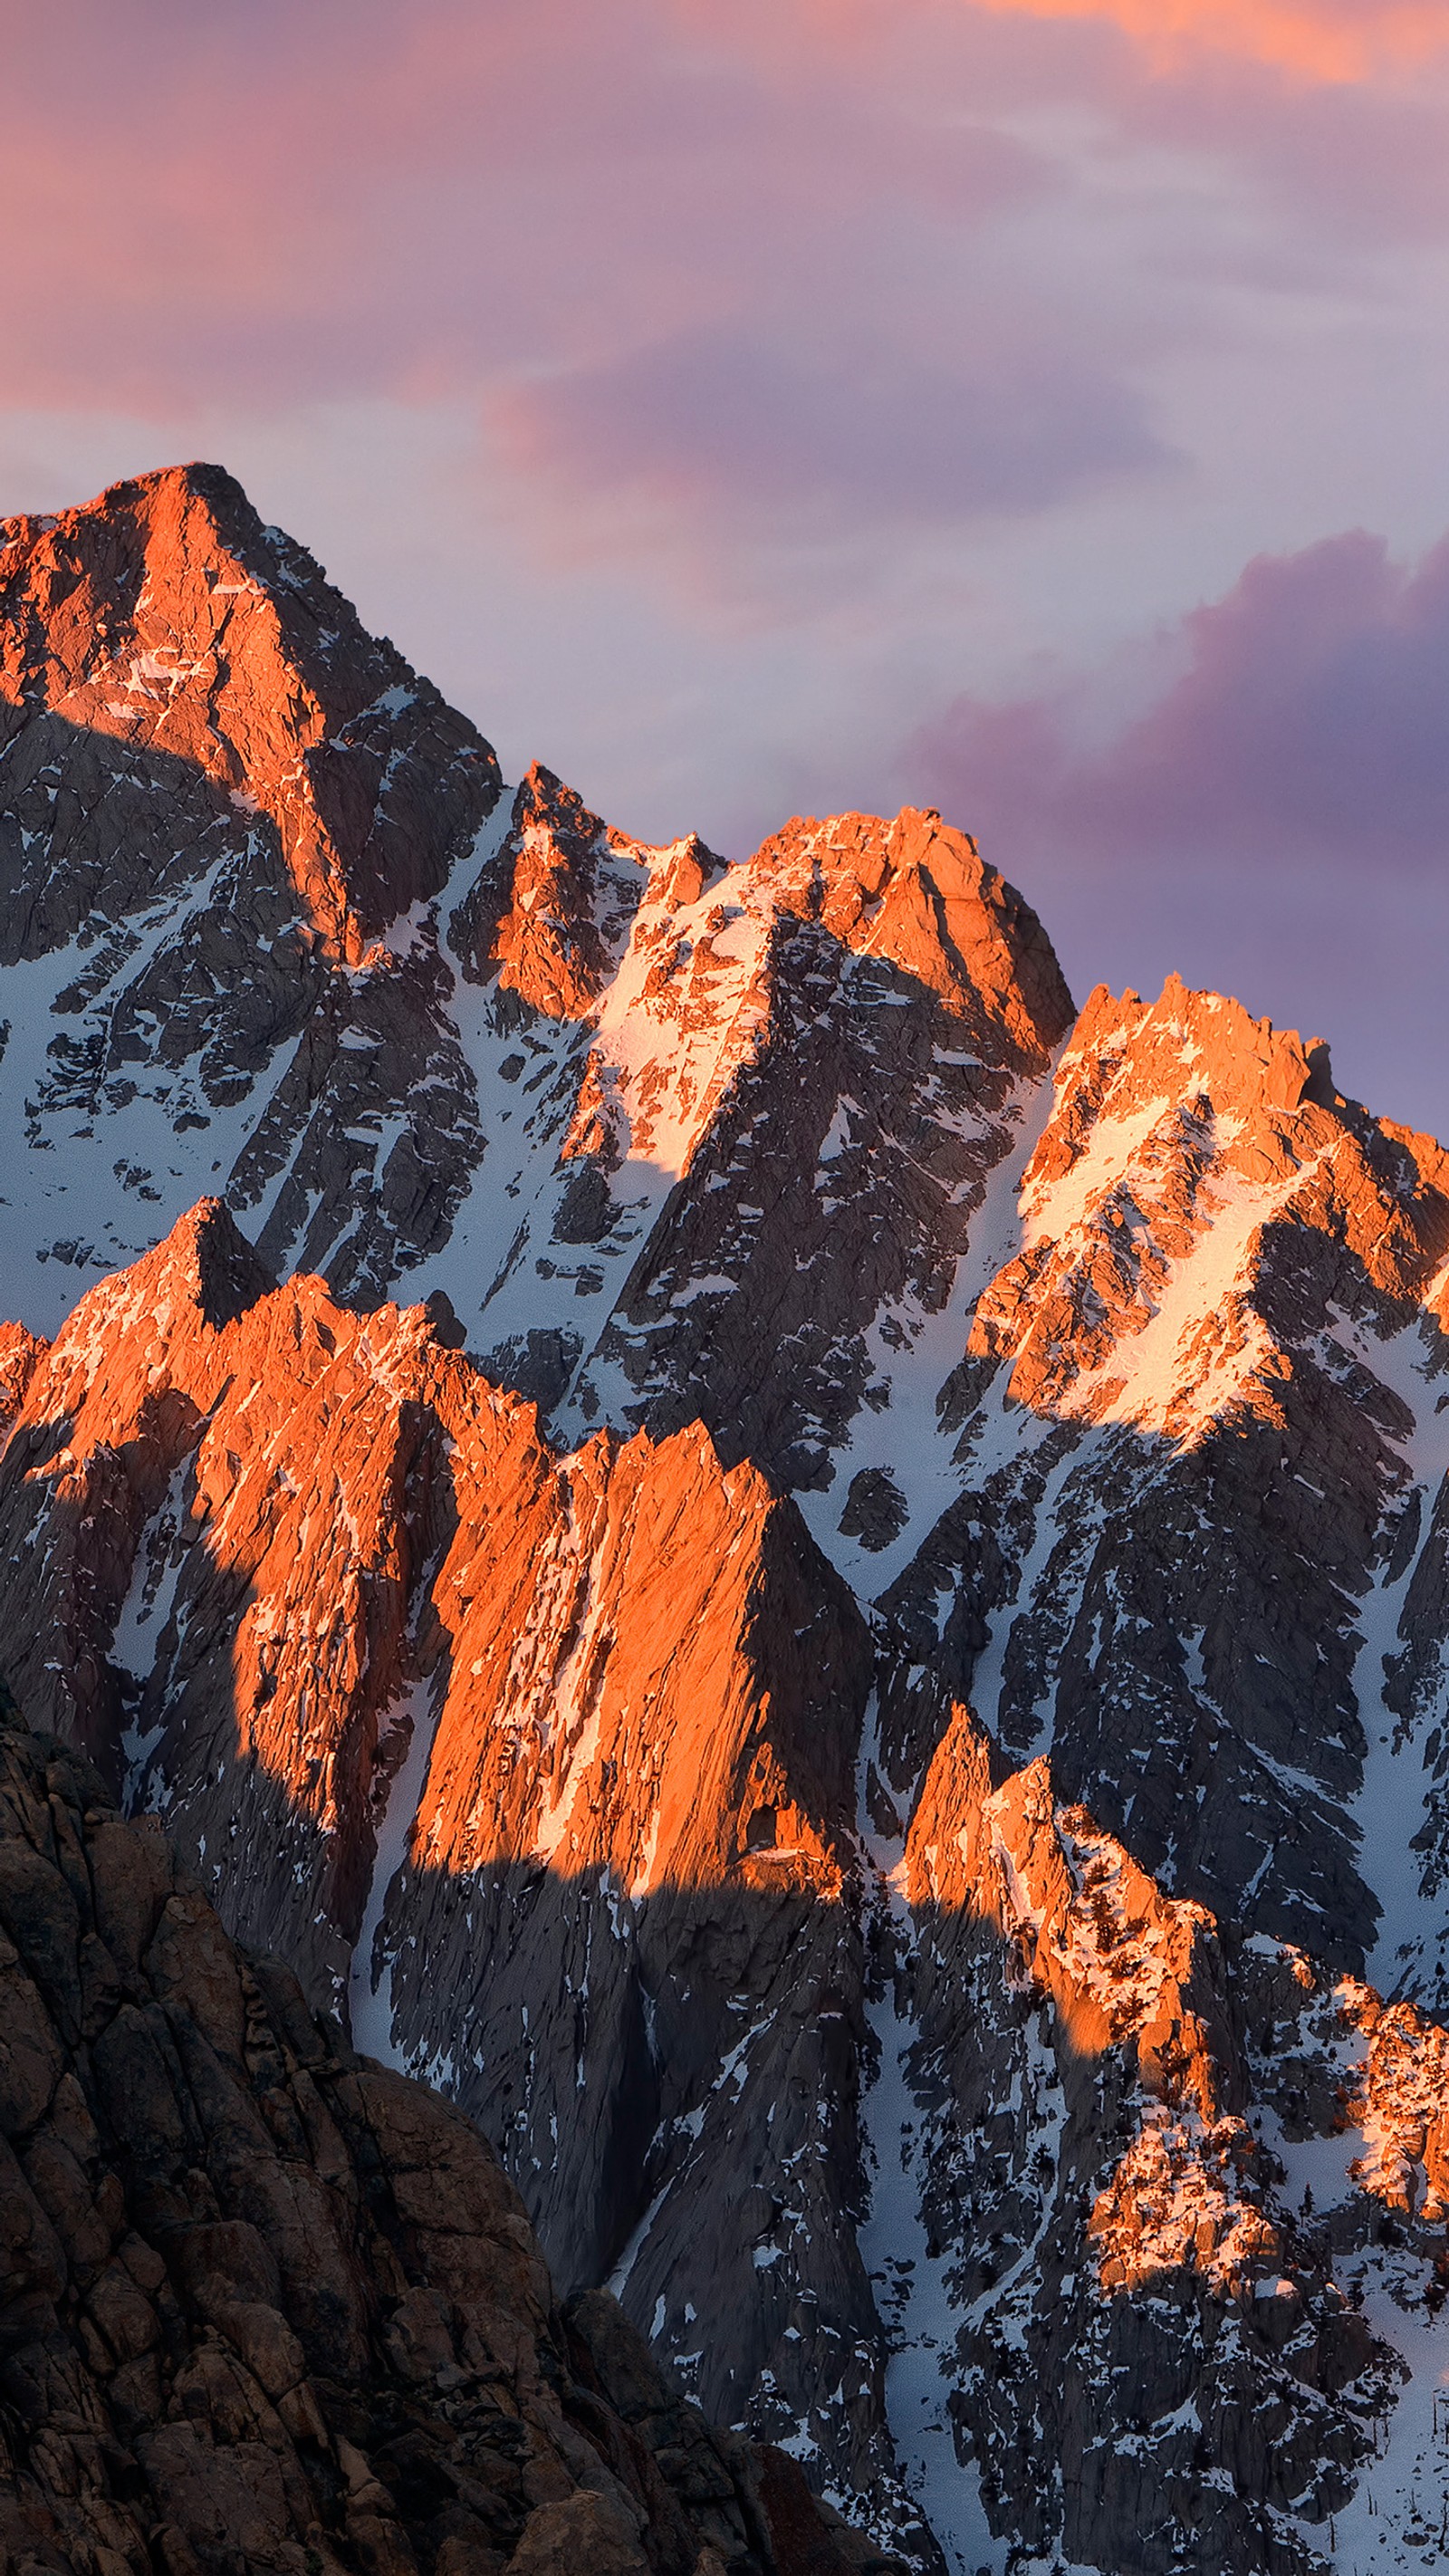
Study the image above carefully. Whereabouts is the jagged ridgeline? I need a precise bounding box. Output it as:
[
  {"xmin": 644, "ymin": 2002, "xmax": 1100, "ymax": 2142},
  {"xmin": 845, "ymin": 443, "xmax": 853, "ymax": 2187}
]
[{"xmin": 2, "ymin": 465, "xmax": 1449, "ymax": 2574}]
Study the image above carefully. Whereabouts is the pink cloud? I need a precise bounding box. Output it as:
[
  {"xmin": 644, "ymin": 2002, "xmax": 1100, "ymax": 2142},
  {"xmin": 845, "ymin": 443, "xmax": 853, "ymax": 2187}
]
[
  {"xmin": 0, "ymin": 2, "xmax": 1056, "ymax": 412},
  {"xmin": 967, "ymin": 0, "xmax": 1449, "ymax": 82},
  {"xmin": 2, "ymin": 0, "xmax": 1442, "ymax": 428},
  {"xmin": 490, "ymin": 324, "xmax": 1170, "ymax": 539}
]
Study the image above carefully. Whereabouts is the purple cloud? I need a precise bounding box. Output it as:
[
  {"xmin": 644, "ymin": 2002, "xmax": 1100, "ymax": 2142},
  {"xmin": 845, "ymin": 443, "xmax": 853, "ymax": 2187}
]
[
  {"xmin": 492, "ymin": 324, "xmax": 1170, "ymax": 535},
  {"xmin": 0, "ymin": 1, "xmax": 1054, "ymax": 412},
  {"xmin": 906, "ymin": 529, "xmax": 1449, "ymax": 1129},
  {"xmin": 914, "ymin": 530, "xmax": 1449, "ymax": 867}
]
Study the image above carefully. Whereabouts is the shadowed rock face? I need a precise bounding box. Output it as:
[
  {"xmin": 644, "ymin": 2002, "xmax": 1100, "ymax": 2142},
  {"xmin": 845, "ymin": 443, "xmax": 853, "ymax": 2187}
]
[
  {"xmin": 0, "ymin": 1701, "xmax": 883, "ymax": 2576},
  {"xmin": 885, "ymin": 1708, "xmax": 1396, "ymax": 2575},
  {"xmin": 0, "ymin": 1204, "xmax": 912, "ymax": 2549},
  {"xmin": 7, "ymin": 466, "xmax": 1449, "ymax": 2572}
]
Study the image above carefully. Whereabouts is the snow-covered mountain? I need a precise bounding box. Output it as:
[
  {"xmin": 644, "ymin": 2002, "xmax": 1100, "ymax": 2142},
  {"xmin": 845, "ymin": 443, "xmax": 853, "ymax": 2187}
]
[{"xmin": 3, "ymin": 465, "xmax": 1449, "ymax": 2575}]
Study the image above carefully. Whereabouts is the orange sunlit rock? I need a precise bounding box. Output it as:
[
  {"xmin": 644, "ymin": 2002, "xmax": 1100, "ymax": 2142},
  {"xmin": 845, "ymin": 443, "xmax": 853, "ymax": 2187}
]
[
  {"xmin": 0, "ymin": 461, "xmax": 499, "ymax": 965},
  {"xmin": 0, "ymin": 1197, "xmax": 869, "ymax": 2010},
  {"xmin": 906, "ymin": 1702, "xmax": 1288, "ymax": 2292}
]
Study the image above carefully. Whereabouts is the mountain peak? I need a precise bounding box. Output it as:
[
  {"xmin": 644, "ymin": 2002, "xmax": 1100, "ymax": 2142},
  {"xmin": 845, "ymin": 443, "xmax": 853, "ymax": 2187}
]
[
  {"xmin": 1065, "ymin": 971, "xmax": 1340, "ymax": 1123},
  {"xmin": 142, "ymin": 1194, "xmax": 278, "ymax": 1330},
  {"xmin": 0, "ymin": 457, "xmax": 502, "ymax": 964},
  {"xmin": 2, "ymin": 457, "xmax": 253, "ymax": 552},
  {"xmin": 43, "ymin": 1200, "xmax": 276, "ymax": 1404},
  {"xmin": 7, "ymin": 463, "xmax": 1449, "ymax": 2574},
  {"xmin": 746, "ymin": 803, "xmax": 1074, "ymax": 1063}
]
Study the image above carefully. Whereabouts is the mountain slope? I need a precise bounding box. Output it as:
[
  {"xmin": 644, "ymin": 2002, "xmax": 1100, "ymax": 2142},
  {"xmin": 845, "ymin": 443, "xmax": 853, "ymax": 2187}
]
[
  {"xmin": 5, "ymin": 1197, "xmax": 1449, "ymax": 2570},
  {"xmin": 0, "ymin": 1202, "xmax": 915, "ymax": 2551},
  {"xmin": 868, "ymin": 975, "xmax": 1449, "ymax": 1994},
  {"xmin": 0, "ymin": 463, "xmax": 504, "ymax": 1327}
]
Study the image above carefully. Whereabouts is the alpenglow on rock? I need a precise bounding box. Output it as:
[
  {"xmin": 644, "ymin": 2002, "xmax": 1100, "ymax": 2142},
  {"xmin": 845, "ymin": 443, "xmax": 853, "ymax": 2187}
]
[{"xmin": 3, "ymin": 465, "xmax": 1449, "ymax": 2574}]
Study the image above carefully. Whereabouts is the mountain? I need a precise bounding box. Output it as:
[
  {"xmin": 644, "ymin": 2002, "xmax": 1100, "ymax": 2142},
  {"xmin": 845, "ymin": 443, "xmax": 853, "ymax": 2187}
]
[
  {"xmin": 0, "ymin": 1696, "xmax": 880, "ymax": 2576},
  {"xmin": 0, "ymin": 462, "xmax": 1068, "ymax": 1492},
  {"xmin": 3, "ymin": 465, "xmax": 1449, "ymax": 2572}
]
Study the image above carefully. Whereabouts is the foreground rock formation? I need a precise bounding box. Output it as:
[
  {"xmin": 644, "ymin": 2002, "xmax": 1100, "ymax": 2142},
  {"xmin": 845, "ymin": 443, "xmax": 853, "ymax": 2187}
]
[
  {"xmin": 4, "ymin": 464, "xmax": 1449, "ymax": 2571},
  {"xmin": 0, "ymin": 1700, "xmax": 880, "ymax": 2576}
]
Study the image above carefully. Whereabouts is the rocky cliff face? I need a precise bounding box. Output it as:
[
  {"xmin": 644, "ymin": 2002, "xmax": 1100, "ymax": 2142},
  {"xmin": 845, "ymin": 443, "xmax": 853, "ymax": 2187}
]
[
  {"xmin": 4, "ymin": 466, "xmax": 1449, "ymax": 2573},
  {"xmin": 0, "ymin": 1201, "xmax": 909, "ymax": 2548},
  {"xmin": 0, "ymin": 465, "xmax": 1070, "ymax": 1504},
  {"xmin": 0, "ymin": 1699, "xmax": 880, "ymax": 2576}
]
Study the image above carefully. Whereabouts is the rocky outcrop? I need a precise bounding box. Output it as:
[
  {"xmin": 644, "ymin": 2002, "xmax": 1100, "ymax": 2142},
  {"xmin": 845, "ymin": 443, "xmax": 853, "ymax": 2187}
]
[
  {"xmin": 450, "ymin": 761, "xmax": 673, "ymax": 1020},
  {"xmin": 0, "ymin": 1698, "xmax": 883, "ymax": 2576}
]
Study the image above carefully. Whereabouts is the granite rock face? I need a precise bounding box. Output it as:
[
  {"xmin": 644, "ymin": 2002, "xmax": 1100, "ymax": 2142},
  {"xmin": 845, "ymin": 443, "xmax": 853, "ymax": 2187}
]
[
  {"xmin": 4, "ymin": 1195, "xmax": 1448, "ymax": 2570},
  {"xmin": 873, "ymin": 1707, "xmax": 1403, "ymax": 2576},
  {"xmin": 5, "ymin": 466, "xmax": 1449, "ymax": 2571},
  {"xmin": 0, "ymin": 1701, "xmax": 879, "ymax": 2576},
  {"xmin": 870, "ymin": 975, "xmax": 1449, "ymax": 1986}
]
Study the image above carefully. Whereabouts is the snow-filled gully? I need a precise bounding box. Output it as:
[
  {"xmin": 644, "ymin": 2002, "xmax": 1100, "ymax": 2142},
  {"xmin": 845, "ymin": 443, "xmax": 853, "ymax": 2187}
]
[
  {"xmin": 348, "ymin": 1676, "xmax": 444, "ymax": 2070},
  {"xmin": 1310, "ymin": 1304, "xmax": 1449, "ymax": 2573},
  {"xmin": 859, "ymin": 1937, "xmax": 992, "ymax": 2576},
  {"xmin": 852, "ymin": 1684, "xmax": 1004, "ymax": 2576},
  {"xmin": 1333, "ymin": 1305, "xmax": 1449, "ymax": 2002}
]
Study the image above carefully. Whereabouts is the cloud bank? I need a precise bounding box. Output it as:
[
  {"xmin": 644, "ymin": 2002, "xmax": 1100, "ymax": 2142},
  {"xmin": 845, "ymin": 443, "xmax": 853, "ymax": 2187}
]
[{"xmin": 914, "ymin": 529, "xmax": 1449, "ymax": 870}]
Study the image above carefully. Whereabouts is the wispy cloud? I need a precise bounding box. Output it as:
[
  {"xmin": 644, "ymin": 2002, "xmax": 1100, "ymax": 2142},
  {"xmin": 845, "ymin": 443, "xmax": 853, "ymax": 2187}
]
[
  {"xmin": 492, "ymin": 325, "xmax": 1171, "ymax": 550},
  {"xmin": 968, "ymin": 0, "xmax": 1449, "ymax": 82}
]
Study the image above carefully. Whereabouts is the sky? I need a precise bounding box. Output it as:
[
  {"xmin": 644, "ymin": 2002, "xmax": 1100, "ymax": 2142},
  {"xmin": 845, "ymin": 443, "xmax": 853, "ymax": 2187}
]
[{"xmin": 2, "ymin": 0, "xmax": 1447, "ymax": 1134}]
